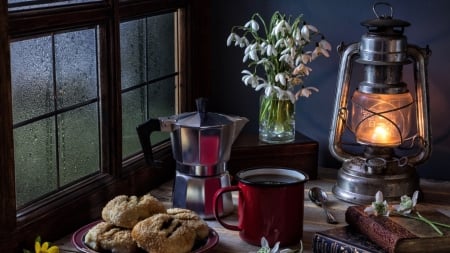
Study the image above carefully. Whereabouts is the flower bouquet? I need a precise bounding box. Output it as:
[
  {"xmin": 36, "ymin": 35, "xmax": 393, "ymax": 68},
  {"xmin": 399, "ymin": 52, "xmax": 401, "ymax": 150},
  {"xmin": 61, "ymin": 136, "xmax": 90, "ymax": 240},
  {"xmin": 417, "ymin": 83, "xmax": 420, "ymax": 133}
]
[{"xmin": 227, "ymin": 11, "xmax": 331, "ymax": 143}]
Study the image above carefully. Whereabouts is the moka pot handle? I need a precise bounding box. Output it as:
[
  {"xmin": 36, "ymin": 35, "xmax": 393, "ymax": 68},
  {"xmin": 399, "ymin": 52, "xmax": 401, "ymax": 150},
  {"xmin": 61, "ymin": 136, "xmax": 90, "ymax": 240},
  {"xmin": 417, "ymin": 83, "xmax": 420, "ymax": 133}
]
[{"xmin": 136, "ymin": 118, "xmax": 161, "ymax": 166}]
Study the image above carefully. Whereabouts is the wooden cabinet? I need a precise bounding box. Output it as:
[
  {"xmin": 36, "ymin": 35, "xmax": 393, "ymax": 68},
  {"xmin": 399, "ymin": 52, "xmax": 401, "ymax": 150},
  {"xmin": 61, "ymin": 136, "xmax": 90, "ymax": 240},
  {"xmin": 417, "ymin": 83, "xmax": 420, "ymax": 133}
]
[{"xmin": 228, "ymin": 132, "xmax": 319, "ymax": 180}]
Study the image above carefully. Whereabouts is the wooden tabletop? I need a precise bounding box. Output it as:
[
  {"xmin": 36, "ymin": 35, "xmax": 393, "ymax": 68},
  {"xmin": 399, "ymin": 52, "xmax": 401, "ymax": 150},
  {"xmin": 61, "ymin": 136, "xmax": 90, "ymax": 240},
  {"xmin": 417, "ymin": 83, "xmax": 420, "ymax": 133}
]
[{"xmin": 55, "ymin": 167, "xmax": 450, "ymax": 253}]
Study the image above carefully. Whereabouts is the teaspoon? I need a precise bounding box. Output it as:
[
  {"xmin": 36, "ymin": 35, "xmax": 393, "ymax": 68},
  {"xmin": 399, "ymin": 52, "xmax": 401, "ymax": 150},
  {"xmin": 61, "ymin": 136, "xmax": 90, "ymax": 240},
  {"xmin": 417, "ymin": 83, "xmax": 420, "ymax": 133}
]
[{"xmin": 308, "ymin": 187, "xmax": 338, "ymax": 224}]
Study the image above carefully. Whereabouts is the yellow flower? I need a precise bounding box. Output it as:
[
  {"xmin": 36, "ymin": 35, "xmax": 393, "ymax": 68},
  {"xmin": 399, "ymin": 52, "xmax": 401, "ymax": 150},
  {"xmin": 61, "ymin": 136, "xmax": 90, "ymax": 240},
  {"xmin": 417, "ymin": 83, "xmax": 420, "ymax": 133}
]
[{"xmin": 35, "ymin": 241, "xmax": 59, "ymax": 253}]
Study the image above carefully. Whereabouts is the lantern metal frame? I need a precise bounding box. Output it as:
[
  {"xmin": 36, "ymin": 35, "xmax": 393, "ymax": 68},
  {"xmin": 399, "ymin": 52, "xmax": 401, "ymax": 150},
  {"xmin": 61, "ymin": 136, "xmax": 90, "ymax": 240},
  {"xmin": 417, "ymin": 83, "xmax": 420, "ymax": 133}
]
[{"xmin": 328, "ymin": 2, "xmax": 432, "ymax": 204}]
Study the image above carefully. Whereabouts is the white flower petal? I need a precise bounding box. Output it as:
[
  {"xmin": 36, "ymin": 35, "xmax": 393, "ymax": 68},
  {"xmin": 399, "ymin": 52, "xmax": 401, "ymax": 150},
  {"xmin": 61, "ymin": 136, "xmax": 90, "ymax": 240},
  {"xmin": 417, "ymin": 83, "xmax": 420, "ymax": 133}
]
[
  {"xmin": 244, "ymin": 20, "xmax": 259, "ymax": 32},
  {"xmin": 319, "ymin": 39, "xmax": 332, "ymax": 51},
  {"xmin": 375, "ymin": 191, "xmax": 383, "ymax": 203},
  {"xmin": 226, "ymin": 33, "xmax": 234, "ymax": 46},
  {"xmin": 271, "ymin": 242, "xmax": 280, "ymax": 253},
  {"xmin": 301, "ymin": 25, "xmax": 310, "ymax": 41},
  {"xmin": 306, "ymin": 24, "xmax": 318, "ymax": 33},
  {"xmin": 412, "ymin": 190, "xmax": 419, "ymax": 207},
  {"xmin": 239, "ymin": 37, "xmax": 249, "ymax": 48}
]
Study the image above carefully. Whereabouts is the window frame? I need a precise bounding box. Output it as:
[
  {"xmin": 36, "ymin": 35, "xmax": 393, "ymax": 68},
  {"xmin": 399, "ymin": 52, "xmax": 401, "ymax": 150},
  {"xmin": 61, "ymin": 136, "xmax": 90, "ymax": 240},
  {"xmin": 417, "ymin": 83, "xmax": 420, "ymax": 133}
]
[{"xmin": 0, "ymin": 0, "xmax": 211, "ymax": 251}]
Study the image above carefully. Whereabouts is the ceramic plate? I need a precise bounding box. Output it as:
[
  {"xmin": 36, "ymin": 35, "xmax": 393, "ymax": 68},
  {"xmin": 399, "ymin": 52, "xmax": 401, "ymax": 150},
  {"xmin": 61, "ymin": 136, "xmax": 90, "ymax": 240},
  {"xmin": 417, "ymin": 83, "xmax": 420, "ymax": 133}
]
[{"xmin": 72, "ymin": 220, "xmax": 219, "ymax": 253}]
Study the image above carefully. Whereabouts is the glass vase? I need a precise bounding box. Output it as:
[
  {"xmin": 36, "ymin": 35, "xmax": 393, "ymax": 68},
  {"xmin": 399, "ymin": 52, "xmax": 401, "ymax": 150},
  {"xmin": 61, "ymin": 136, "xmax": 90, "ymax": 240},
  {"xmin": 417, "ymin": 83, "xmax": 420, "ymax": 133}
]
[{"xmin": 259, "ymin": 92, "xmax": 295, "ymax": 143}]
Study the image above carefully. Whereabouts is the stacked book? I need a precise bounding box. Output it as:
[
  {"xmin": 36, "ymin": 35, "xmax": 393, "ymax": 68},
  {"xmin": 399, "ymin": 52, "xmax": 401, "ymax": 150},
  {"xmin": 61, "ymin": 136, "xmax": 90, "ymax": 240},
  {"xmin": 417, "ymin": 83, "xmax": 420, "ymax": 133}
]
[{"xmin": 312, "ymin": 204, "xmax": 450, "ymax": 253}]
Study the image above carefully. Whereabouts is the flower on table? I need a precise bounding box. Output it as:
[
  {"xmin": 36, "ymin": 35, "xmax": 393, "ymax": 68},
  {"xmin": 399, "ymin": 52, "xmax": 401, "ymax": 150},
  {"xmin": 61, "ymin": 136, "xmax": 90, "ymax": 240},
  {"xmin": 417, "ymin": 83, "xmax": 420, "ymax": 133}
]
[
  {"xmin": 226, "ymin": 11, "xmax": 331, "ymax": 104},
  {"xmin": 250, "ymin": 237, "xmax": 303, "ymax": 253},
  {"xmin": 364, "ymin": 190, "xmax": 450, "ymax": 236},
  {"xmin": 364, "ymin": 190, "xmax": 390, "ymax": 216},
  {"xmin": 393, "ymin": 190, "xmax": 419, "ymax": 214},
  {"xmin": 23, "ymin": 236, "xmax": 59, "ymax": 253}
]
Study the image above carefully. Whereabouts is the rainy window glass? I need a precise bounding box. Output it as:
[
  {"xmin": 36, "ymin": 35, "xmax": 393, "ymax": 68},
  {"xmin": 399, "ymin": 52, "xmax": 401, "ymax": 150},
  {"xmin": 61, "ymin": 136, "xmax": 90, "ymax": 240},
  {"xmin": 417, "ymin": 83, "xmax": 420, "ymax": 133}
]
[
  {"xmin": 8, "ymin": 0, "xmax": 100, "ymax": 12},
  {"xmin": 121, "ymin": 13, "xmax": 176, "ymax": 158},
  {"xmin": 11, "ymin": 28, "xmax": 100, "ymax": 207}
]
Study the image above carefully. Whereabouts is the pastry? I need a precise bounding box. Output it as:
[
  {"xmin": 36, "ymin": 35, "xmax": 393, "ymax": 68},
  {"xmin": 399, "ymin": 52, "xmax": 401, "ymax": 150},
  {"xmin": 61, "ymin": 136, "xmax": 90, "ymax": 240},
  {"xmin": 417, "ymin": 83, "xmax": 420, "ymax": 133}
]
[
  {"xmin": 84, "ymin": 221, "xmax": 138, "ymax": 253},
  {"xmin": 131, "ymin": 213, "xmax": 196, "ymax": 253},
  {"xmin": 102, "ymin": 194, "xmax": 166, "ymax": 228},
  {"xmin": 166, "ymin": 208, "xmax": 209, "ymax": 240}
]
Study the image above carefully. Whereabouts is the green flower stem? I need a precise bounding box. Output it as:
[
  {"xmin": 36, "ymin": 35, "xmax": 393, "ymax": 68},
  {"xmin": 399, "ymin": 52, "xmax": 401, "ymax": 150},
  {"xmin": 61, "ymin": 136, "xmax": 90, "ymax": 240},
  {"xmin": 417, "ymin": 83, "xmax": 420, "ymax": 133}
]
[
  {"xmin": 259, "ymin": 95, "xmax": 294, "ymax": 133},
  {"xmin": 416, "ymin": 212, "xmax": 444, "ymax": 236},
  {"xmin": 395, "ymin": 212, "xmax": 447, "ymax": 236}
]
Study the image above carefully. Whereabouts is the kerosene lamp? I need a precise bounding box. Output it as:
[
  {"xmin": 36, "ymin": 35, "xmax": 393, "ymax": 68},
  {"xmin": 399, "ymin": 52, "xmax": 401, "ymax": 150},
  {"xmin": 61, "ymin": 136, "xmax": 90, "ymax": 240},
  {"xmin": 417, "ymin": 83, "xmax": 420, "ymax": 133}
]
[{"xmin": 329, "ymin": 2, "xmax": 432, "ymax": 204}]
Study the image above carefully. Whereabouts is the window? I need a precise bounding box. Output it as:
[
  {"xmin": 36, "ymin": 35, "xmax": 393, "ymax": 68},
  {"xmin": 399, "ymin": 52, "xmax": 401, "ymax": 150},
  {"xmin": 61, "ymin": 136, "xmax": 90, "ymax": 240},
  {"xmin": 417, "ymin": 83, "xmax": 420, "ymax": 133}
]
[
  {"xmin": 11, "ymin": 28, "xmax": 101, "ymax": 207},
  {"xmin": 0, "ymin": 0, "xmax": 211, "ymax": 250}
]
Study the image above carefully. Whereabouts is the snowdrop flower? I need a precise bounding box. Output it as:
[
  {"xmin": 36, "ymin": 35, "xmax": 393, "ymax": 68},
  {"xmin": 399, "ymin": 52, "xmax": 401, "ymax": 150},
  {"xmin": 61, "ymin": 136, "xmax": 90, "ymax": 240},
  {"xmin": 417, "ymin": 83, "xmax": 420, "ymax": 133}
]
[
  {"xmin": 250, "ymin": 237, "xmax": 302, "ymax": 253},
  {"xmin": 274, "ymin": 38, "xmax": 286, "ymax": 49},
  {"xmin": 292, "ymin": 64, "xmax": 312, "ymax": 76},
  {"xmin": 243, "ymin": 43, "xmax": 259, "ymax": 62},
  {"xmin": 289, "ymin": 76, "xmax": 303, "ymax": 86},
  {"xmin": 272, "ymin": 19, "xmax": 290, "ymax": 39},
  {"xmin": 241, "ymin": 70, "xmax": 263, "ymax": 88},
  {"xmin": 238, "ymin": 36, "xmax": 249, "ymax": 48},
  {"xmin": 226, "ymin": 33, "xmax": 238, "ymax": 46},
  {"xmin": 300, "ymin": 23, "xmax": 318, "ymax": 42},
  {"xmin": 311, "ymin": 42, "xmax": 330, "ymax": 59},
  {"xmin": 295, "ymin": 86, "xmax": 318, "ymax": 99},
  {"xmin": 394, "ymin": 190, "xmax": 419, "ymax": 214},
  {"xmin": 319, "ymin": 38, "xmax": 332, "ymax": 51},
  {"xmin": 255, "ymin": 81, "xmax": 271, "ymax": 93},
  {"xmin": 264, "ymin": 43, "xmax": 277, "ymax": 57},
  {"xmin": 245, "ymin": 19, "xmax": 259, "ymax": 32},
  {"xmin": 275, "ymin": 73, "xmax": 287, "ymax": 86},
  {"xmin": 293, "ymin": 27, "xmax": 302, "ymax": 42},
  {"xmin": 364, "ymin": 191, "xmax": 390, "ymax": 216}
]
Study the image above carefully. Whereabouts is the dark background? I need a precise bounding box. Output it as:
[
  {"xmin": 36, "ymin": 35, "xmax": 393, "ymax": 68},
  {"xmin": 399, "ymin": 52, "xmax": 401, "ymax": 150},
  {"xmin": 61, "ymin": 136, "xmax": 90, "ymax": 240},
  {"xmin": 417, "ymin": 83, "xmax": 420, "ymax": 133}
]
[{"xmin": 208, "ymin": 0, "xmax": 450, "ymax": 180}]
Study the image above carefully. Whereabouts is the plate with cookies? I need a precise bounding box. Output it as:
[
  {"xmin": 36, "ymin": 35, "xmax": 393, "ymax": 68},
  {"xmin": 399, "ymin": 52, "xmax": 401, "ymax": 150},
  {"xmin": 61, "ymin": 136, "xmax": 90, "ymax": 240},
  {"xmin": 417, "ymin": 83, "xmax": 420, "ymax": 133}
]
[{"xmin": 71, "ymin": 194, "xmax": 219, "ymax": 253}]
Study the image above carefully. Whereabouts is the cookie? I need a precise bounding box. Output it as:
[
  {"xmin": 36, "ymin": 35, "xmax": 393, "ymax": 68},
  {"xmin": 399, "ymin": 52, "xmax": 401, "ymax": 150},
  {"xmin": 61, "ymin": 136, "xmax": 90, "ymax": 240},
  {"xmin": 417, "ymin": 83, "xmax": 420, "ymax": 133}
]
[
  {"xmin": 166, "ymin": 208, "xmax": 209, "ymax": 240},
  {"xmin": 84, "ymin": 221, "xmax": 138, "ymax": 253},
  {"xmin": 102, "ymin": 194, "xmax": 166, "ymax": 228},
  {"xmin": 131, "ymin": 213, "xmax": 196, "ymax": 253}
]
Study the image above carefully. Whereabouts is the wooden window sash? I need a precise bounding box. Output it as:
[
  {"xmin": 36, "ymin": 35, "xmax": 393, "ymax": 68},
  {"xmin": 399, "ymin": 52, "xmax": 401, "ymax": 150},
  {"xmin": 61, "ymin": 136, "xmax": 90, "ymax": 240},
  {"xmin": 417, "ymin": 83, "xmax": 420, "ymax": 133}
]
[{"xmin": 0, "ymin": 0, "xmax": 208, "ymax": 251}]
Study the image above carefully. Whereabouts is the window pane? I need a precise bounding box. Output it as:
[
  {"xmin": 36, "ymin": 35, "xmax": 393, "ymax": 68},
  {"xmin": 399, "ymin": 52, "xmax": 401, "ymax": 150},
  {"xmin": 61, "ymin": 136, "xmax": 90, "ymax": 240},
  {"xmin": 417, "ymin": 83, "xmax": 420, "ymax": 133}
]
[
  {"xmin": 14, "ymin": 119, "xmax": 57, "ymax": 207},
  {"xmin": 55, "ymin": 29, "xmax": 98, "ymax": 109},
  {"xmin": 146, "ymin": 13, "xmax": 175, "ymax": 80},
  {"xmin": 120, "ymin": 13, "xmax": 177, "ymax": 159},
  {"xmin": 120, "ymin": 19, "xmax": 146, "ymax": 90},
  {"xmin": 58, "ymin": 104, "xmax": 99, "ymax": 186},
  {"xmin": 11, "ymin": 28, "xmax": 100, "ymax": 207},
  {"xmin": 11, "ymin": 37, "xmax": 53, "ymax": 124}
]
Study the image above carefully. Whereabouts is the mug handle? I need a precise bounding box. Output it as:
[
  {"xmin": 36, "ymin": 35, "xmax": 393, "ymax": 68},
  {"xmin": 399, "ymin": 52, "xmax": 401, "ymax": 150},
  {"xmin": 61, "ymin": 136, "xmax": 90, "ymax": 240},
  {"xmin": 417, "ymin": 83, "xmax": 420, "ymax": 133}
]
[{"xmin": 213, "ymin": 185, "xmax": 240, "ymax": 231}]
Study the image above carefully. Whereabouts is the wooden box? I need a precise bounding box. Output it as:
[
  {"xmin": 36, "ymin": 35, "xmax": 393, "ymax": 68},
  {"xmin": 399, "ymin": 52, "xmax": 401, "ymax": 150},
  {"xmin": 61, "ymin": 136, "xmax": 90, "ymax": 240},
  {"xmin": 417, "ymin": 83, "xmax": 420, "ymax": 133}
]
[{"xmin": 228, "ymin": 132, "xmax": 319, "ymax": 179}]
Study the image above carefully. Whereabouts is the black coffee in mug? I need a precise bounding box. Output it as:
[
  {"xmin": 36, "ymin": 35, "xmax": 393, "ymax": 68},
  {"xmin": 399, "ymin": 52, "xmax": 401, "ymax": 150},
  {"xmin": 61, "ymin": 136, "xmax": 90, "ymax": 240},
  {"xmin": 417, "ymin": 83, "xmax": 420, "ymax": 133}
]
[
  {"xmin": 244, "ymin": 174, "xmax": 299, "ymax": 184},
  {"xmin": 239, "ymin": 168, "xmax": 304, "ymax": 185}
]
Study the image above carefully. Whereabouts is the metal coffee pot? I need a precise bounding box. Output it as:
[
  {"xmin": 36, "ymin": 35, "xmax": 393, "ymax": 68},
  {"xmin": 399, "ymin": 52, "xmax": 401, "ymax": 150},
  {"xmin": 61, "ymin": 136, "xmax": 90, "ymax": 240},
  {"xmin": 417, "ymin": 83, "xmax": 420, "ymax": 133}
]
[{"xmin": 137, "ymin": 98, "xmax": 248, "ymax": 219}]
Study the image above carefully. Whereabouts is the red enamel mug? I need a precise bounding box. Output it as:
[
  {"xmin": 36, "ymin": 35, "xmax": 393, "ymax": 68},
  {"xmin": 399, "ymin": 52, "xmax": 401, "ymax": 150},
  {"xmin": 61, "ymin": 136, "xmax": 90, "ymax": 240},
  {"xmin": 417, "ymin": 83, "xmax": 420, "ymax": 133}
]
[{"xmin": 213, "ymin": 167, "xmax": 309, "ymax": 247}]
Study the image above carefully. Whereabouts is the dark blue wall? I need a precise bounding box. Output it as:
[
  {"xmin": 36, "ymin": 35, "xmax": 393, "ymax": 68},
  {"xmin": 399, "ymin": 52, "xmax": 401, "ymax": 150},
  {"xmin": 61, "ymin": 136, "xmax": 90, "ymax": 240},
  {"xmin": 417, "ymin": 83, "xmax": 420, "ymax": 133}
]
[{"xmin": 209, "ymin": 0, "xmax": 450, "ymax": 180}]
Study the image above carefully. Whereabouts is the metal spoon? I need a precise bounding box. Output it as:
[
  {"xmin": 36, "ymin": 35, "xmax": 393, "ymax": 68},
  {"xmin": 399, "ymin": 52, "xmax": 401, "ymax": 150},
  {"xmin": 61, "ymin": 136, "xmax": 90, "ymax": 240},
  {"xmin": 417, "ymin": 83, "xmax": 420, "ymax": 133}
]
[{"xmin": 308, "ymin": 187, "xmax": 338, "ymax": 224}]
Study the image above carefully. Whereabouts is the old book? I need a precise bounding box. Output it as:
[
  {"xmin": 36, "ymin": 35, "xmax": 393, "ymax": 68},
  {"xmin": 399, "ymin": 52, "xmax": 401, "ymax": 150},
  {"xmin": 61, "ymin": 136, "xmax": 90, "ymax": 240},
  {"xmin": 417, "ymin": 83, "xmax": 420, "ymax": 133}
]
[
  {"xmin": 345, "ymin": 205, "xmax": 450, "ymax": 253},
  {"xmin": 312, "ymin": 225, "xmax": 386, "ymax": 253}
]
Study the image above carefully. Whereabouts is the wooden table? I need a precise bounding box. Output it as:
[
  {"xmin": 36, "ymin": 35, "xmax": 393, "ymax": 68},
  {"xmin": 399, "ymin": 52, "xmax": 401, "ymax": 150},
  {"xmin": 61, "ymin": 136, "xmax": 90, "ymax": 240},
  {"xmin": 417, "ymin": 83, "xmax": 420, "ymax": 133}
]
[{"xmin": 55, "ymin": 167, "xmax": 450, "ymax": 253}]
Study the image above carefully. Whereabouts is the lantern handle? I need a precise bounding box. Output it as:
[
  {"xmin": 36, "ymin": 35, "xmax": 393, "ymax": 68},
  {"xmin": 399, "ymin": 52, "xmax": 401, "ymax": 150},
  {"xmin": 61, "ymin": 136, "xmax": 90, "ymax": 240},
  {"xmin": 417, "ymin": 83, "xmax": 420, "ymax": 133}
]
[{"xmin": 373, "ymin": 2, "xmax": 394, "ymax": 19}]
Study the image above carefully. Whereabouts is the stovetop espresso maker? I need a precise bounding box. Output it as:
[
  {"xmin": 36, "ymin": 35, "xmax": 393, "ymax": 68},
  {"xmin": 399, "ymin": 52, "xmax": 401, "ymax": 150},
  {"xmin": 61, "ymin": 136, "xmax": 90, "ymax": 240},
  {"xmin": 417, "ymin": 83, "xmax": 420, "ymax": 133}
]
[{"xmin": 137, "ymin": 98, "xmax": 248, "ymax": 219}]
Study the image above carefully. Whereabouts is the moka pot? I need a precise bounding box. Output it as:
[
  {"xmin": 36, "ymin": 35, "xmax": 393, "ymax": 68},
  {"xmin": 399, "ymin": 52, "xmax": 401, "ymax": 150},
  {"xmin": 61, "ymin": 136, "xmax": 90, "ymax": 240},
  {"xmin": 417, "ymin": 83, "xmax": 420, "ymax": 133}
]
[{"xmin": 137, "ymin": 98, "xmax": 248, "ymax": 219}]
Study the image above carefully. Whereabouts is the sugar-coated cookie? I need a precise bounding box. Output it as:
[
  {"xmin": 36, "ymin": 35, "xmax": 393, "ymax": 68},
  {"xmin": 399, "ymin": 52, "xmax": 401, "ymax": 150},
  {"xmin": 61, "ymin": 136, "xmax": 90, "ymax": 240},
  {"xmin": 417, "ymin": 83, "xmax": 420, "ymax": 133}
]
[
  {"xmin": 167, "ymin": 208, "xmax": 209, "ymax": 240},
  {"xmin": 84, "ymin": 221, "xmax": 138, "ymax": 253},
  {"xmin": 131, "ymin": 213, "xmax": 196, "ymax": 253},
  {"xmin": 102, "ymin": 194, "xmax": 166, "ymax": 228}
]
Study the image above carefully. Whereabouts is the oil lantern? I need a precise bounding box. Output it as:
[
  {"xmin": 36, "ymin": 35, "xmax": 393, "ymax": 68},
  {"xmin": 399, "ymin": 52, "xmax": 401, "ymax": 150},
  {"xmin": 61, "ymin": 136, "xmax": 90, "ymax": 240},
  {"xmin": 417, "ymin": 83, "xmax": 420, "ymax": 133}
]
[{"xmin": 329, "ymin": 2, "xmax": 432, "ymax": 204}]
